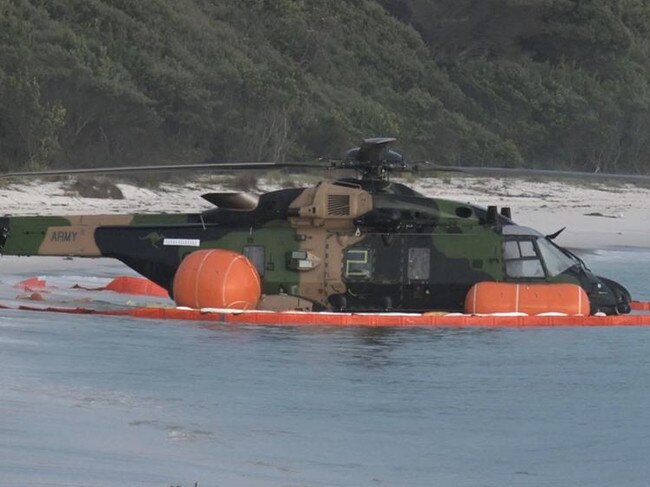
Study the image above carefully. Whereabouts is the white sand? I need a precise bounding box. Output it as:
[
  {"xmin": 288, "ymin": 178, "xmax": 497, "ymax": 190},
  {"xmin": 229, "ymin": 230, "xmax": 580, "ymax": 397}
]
[{"xmin": 1, "ymin": 176, "xmax": 648, "ymax": 250}]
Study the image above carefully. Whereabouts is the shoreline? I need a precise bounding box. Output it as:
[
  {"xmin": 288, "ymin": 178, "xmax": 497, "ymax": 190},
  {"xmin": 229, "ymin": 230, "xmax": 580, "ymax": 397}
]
[{"xmin": 1, "ymin": 175, "xmax": 649, "ymax": 251}]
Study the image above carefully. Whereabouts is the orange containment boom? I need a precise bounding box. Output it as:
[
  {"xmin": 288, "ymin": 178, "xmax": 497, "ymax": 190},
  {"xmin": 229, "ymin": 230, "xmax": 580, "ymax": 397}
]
[
  {"xmin": 5, "ymin": 304, "xmax": 650, "ymax": 328},
  {"xmin": 465, "ymin": 282, "xmax": 590, "ymax": 315},
  {"xmin": 632, "ymin": 301, "xmax": 650, "ymax": 311}
]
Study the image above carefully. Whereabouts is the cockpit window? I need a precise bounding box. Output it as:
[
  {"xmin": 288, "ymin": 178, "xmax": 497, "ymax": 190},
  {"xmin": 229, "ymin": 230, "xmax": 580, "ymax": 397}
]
[
  {"xmin": 535, "ymin": 238, "xmax": 575, "ymax": 277},
  {"xmin": 506, "ymin": 259, "xmax": 545, "ymax": 278},
  {"xmin": 503, "ymin": 236, "xmax": 577, "ymax": 278},
  {"xmin": 519, "ymin": 241, "xmax": 537, "ymax": 258},
  {"xmin": 503, "ymin": 238, "xmax": 545, "ymax": 278},
  {"xmin": 503, "ymin": 241, "xmax": 519, "ymax": 260},
  {"xmin": 504, "ymin": 240, "xmax": 537, "ymax": 259}
]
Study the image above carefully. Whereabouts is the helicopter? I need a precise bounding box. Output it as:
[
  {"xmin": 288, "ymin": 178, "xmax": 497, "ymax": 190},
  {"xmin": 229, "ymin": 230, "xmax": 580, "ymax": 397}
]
[{"xmin": 0, "ymin": 137, "xmax": 633, "ymax": 315}]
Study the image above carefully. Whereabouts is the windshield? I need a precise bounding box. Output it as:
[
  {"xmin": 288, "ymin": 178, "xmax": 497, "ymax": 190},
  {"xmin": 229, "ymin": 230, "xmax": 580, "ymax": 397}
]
[
  {"xmin": 557, "ymin": 245, "xmax": 590, "ymax": 270},
  {"xmin": 536, "ymin": 237, "xmax": 576, "ymax": 276}
]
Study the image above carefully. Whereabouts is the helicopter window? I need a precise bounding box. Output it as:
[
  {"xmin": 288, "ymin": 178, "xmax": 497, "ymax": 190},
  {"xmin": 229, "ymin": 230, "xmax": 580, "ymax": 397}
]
[
  {"xmin": 344, "ymin": 249, "xmax": 373, "ymax": 279},
  {"xmin": 243, "ymin": 245, "xmax": 265, "ymax": 276},
  {"xmin": 506, "ymin": 259, "xmax": 545, "ymax": 278},
  {"xmin": 519, "ymin": 241, "xmax": 536, "ymax": 258},
  {"xmin": 407, "ymin": 248, "xmax": 430, "ymax": 280},
  {"xmin": 503, "ymin": 238, "xmax": 545, "ymax": 278},
  {"xmin": 536, "ymin": 238, "xmax": 575, "ymax": 277},
  {"xmin": 504, "ymin": 240, "xmax": 537, "ymax": 259},
  {"xmin": 503, "ymin": 241, "xmax": 519, "ymax": 259},
  {"xmin": 455, "ymin": 206, "xmax": 472, "ymax": 219}
]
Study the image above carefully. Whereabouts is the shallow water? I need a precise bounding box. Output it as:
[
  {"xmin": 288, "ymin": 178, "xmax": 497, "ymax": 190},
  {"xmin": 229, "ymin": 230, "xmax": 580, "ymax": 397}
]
[
  {"xmin": 0, "ymin": 250, "xmax": 649, "ymax": 487},
  {"xmin": 579, "ymin": 248, "xmax": 650, "ymax": 301}
]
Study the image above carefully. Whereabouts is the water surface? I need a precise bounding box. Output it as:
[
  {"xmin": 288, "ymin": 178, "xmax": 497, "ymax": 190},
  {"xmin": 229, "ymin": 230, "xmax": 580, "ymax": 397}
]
[{"xmin": 0, "ymin": 250, "xmax": 649, "ymax": 486}]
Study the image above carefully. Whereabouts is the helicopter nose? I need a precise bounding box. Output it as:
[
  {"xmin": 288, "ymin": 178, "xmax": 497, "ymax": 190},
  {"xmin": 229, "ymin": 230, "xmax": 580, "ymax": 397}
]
[
  {"xmin": 591, "ymin": 281, "xmax": 605, "ymax": 293},
  {"xmin": 616, "ymin": 301, "xmax": 632, "ymax": 314},
  {"xmin": 587, "ymin": 276, "xmax": 632, "ymax": 315}
]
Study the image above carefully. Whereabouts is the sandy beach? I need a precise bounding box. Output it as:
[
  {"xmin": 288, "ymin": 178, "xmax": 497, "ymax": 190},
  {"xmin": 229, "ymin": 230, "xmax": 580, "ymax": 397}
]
[
  {"xmin": 0, "ymin": 175, "xmax": 648, "ymax": 251},
  {"xmin": 415, "ymin": 176, "xmax": 650, "ymax": 250}
]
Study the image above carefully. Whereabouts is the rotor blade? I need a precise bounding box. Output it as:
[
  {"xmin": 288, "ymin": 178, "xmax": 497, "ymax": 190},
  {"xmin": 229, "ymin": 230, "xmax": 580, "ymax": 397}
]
[
  {"xmin": 453, "ymin": 166, "xmax": 650, "ymax": 183},
  {"xmin": 411, "ymin": 162, "xmax": 467, "ymax": 173},
  {"xmin": 0, "ymin": 161, "xmax": 328, "ymax": 179},
  {"xmin": 413, "ymin": 163, "xmax": 650, "ymax": 183}
]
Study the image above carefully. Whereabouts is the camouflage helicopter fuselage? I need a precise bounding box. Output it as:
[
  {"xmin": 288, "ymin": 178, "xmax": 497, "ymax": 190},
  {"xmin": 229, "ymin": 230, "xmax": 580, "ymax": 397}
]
[{"xmin": 0, "ymin": 178, "xmax": 630, "ymax": 314}]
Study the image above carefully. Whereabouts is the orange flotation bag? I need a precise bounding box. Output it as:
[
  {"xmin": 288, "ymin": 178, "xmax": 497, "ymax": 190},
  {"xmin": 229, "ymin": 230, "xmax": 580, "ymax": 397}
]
[
  {"xmin": 16, "ymin": 277, "xmax": 47, "ymax": 291},
  {"xmin": 172, "ymin": 249, "xmax": 261, "ymax": 310},
  {"xmin": 104, "ymin": 276, "xmax": 170, "ymax": 297},
  {"xmin": 465, "ymin": 282, "xmax": 590, "ymax": 315}
]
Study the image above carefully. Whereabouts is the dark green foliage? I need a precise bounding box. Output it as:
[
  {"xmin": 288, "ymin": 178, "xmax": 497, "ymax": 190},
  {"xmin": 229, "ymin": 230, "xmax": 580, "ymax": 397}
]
[
  {"xmin": 1, "ymin": 0, "xmax": 649, "ymax": 173},
  {"xmin": 383, "ymin": 0, "xmax": 650, "ymax": 172}
]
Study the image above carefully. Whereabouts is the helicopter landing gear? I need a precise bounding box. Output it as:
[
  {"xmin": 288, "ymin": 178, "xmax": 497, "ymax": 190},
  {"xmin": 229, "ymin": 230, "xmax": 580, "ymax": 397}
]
[{"xmin": 331, "ymin": 294, "xmax": 347, "ymax": 311}]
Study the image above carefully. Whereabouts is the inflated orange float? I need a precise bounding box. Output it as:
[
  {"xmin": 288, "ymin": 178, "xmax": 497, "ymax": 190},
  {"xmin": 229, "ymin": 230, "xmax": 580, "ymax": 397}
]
[
  {"xmin": 465, "ymin": 281, "xmax": 590, "ymax": 315},
  {"xmin": 172, "ymin": 249, "xmax": 261, "ymax": 309},
  {"xmin": 104, "ymin": 276, "xmax": 169, "ymax": 297}
]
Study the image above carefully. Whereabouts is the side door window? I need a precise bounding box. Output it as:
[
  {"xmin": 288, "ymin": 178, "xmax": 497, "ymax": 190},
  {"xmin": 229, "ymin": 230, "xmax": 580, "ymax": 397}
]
[
  {"xmin": 407, "ymin": 247, "xmax": 430, "ymax": 281},
  {"xmin": 243, "ymin": 245, "xmax": 265, "ymax": 276}
]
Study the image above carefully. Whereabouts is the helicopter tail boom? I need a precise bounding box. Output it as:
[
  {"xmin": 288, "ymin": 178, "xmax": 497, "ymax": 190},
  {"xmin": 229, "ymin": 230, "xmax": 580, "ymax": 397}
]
[{"xmin": 0, "ymin": 213, "xmax": 190, "ymax": 258}]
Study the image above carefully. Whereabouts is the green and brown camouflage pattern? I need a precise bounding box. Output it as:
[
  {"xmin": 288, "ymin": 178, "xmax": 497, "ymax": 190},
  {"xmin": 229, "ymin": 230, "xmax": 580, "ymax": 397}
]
[{"xmin": 0, "ymin": 179, "xmax": 630, "ymax": 314}]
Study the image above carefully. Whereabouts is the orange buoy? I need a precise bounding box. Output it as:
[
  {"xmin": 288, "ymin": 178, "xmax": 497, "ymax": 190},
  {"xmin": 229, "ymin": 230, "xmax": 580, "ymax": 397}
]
[
  {"xmin": 104, "ymin": 276, "xmax": 169, "ymax": 297},
  {"xmin": 465, "ymin": 281, "xmax": 590, "ymax": 315},
  {"xmin": 172, "ymin": 249, "xmax": 261, "ymax": 310}
]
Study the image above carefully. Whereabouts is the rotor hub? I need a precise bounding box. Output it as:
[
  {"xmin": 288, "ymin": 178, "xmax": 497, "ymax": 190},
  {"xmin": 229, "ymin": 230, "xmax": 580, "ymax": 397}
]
[{"xmin": 334, "ymin": 137, "xmax": 408, "ymax": 180}]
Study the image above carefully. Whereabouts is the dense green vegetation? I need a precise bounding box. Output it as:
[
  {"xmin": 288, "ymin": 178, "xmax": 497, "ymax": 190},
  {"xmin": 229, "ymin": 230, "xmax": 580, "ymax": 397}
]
[{"xmin": 1, "ymin": 0, "xmax": 650, "ymax": 173}]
